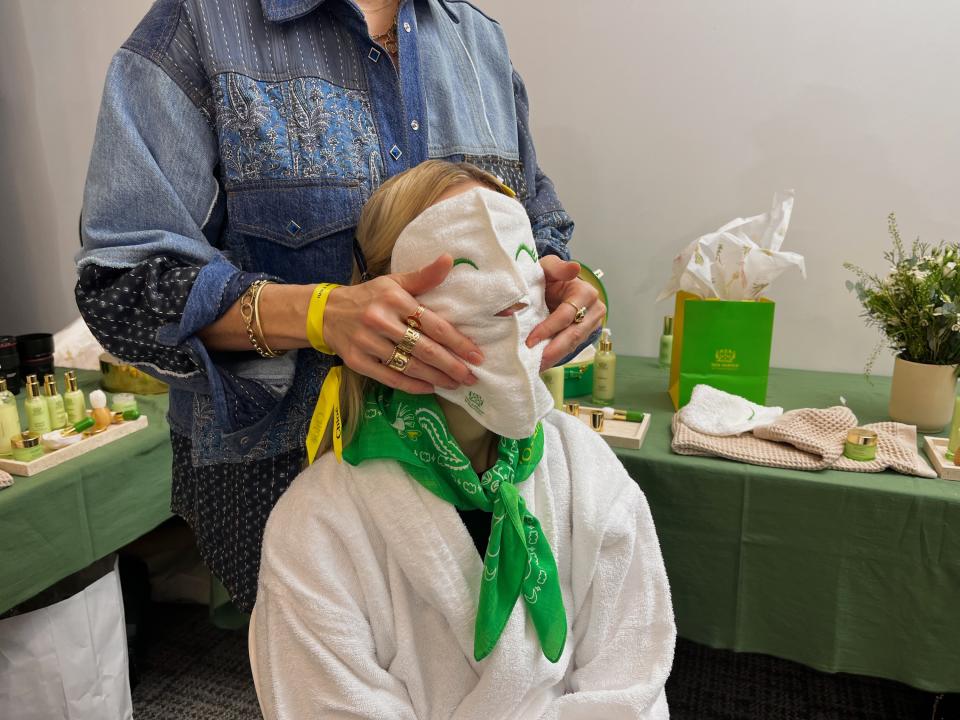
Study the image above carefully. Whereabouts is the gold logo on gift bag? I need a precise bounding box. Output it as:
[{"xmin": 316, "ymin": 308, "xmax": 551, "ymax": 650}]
[{"xmin": 711, "ymin": 348, "xmax": 740, "ymax": 370}]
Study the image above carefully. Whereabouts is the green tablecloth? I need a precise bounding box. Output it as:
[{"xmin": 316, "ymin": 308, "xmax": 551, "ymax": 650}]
[
  {"xmin": 584, "ymin": 357, "xmax": 960, "ymax": 693},
  {"xmin": 0, "ymin": 370, "xmax": 172, "ymax": 614}
]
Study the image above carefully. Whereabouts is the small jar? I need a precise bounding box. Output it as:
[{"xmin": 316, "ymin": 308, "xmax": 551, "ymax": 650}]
[
  {"xmin": 17, "ymin": 333, "xmax": 54, "ymax": 385},
  {"xmin": 111, "ymin": 393, "xmax": 139, "ymax": 414},
  {"xmin": 11, "ymin": 431, "xmax": 44, "ymax": 462},
  {"xmin": 844, "ymin": 428, "xmax": 878, "ymax": 462}
]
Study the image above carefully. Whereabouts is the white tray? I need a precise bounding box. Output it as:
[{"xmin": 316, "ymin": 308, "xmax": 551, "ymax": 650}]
[
  {"xmin": 922, "ymin": 436, "xmax": 960, "ymax": 481},
  {"xmin": 574, "ymin": 411, "xmax": 651, "ymax": 450},
  {"xmin": 0, "ymin": 415, "xmax": 149, "ymax": 477}
]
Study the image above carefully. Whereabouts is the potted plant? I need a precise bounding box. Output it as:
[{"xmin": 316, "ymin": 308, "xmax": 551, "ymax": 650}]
[{"xmin": 845, "ymin": 213, "xmax": 960, "ymax": 432}]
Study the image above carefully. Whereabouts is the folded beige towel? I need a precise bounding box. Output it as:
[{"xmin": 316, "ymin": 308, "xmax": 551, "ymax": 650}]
[{"xmin": 672, "ymin": 405, "xmax": 936, "ymax": 478}]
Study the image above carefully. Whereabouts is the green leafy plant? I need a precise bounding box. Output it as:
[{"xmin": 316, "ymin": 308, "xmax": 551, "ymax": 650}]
[{"xmin": 844, "ymin": 213, "xmax": 960, "ymax": 375}]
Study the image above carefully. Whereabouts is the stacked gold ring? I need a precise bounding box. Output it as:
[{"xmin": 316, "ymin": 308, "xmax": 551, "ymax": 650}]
[
  {"xmin": 387, "ymin": 327, "xmax": 422, "ymax": 373},
  {"xmin": 563, "ymin": 300, "xmax": 588, "ymax": 324},
  {"xmin": 397, "ymin": 326, "xmax": 421, "ymax": 355}
]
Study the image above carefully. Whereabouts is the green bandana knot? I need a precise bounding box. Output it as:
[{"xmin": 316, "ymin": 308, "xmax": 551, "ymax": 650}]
[{"xmin": 342, "ymin": 386, "xmax": 567, "ymax": 662}]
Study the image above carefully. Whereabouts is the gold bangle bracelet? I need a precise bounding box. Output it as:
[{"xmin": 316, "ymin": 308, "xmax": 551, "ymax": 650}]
[{"xmin": 241, "ymin": 280, "xmax": 286, "ymax": 358}]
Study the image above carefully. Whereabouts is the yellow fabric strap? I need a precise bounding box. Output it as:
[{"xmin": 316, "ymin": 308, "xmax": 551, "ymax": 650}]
[
  {"xmin": 306, "ymin": 282, "xmax": 342, "ymax": 355},
  {"xmin": 306, "ymin": 365, "xmax": 343, "ymax": 465}
]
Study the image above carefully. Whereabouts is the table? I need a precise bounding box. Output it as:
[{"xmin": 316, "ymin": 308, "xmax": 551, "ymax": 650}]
[
  {"xmin": 0, "ymin": 370, "xmax": 172, "ymax": 614},
  {"xmin": 587, "ymin": 357, "xmax": 960, "ymax": 693}
]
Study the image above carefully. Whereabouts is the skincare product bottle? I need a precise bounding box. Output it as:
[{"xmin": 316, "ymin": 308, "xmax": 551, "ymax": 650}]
[
  {"xmin": 659, "ymin": 316, "xmax": 674, "ymax": 369},
  {"xmin": 843, "ymin": 428, "xmax": 878, "ymax": 462},
  {"xmin": 63, "ymin": 371, "xmax": 87, "ymax": 424},
  {"xmin": 540, "ymin": 367, "xmax": 564, "ymax": 410},
  {"xmin": 43, "ymin": 374, "xmax": 68, "ymax": 429},
  {"xmin": 24, "ymin": 375, "xmax": 52, "ymax": 434},
  {"xmin": 0, "ymin": 378, "xmax": 21, "ymax": 456},
  {"xmin": 947, "ymin": 396, "xmax": 960, "ymax": 460},
  {"xmin": 89, "ymin": 390, "xmax": 112, "ymax": 431},
  {"xmin": 592, "ymin": 328, "xmax": 616, "ymax": 405}
]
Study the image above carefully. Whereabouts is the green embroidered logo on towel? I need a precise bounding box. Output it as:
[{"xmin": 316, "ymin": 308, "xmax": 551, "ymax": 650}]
[{"xmin": 343, "ymin": 385, "xmax": 567, "ymax": 662}]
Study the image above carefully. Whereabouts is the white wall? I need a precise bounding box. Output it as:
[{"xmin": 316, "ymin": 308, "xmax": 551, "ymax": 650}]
[
  {"xmin": 2, "ymin": 0, "xmax": 958, "ymax": 375},
  {"xmin": 0, "ymin": 0, "xmax": 152, "ymax": 337},
  {"xmin": 485, "ymin": 0, "xmax": 960, "ymax": 374}
]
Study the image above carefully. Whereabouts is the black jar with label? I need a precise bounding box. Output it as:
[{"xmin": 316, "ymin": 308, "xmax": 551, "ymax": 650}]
[
  {"xmin": 0, "ymin": 336, "xmax": 19, "ymax": 395},
  {"xmin": 17, "ymin": 333, "xmax": 54, "ymax": 386}
]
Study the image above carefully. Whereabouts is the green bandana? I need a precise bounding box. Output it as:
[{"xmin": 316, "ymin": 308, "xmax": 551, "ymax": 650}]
[{"xmin": 342, "ymin": 385, "xmax": 567, "ymax": 662}]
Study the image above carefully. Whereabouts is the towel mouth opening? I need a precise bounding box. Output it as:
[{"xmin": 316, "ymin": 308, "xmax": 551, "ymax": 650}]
[{"xmin": 495, "ymin": 297, "xmax": 529, "ymax": 317}]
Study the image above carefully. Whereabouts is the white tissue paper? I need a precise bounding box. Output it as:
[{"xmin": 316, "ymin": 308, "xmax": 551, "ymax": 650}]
[
  {"xmin": 657, "ymin": 190, "xmax": 806, "ymax": 301},
  {"xmin": 53, "ymin": 317, "xmax": 105, "ymax": 371}
]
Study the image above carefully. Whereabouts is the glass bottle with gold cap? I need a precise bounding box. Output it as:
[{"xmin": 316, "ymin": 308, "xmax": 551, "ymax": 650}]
[
  {"xmin": 0, "ymin": 378, "xmax": 21, "ymax": 456},
  {"xmin": 43, "ymin": 374, "xmax": 68, "ymax": 429},
  {"xmin": 24, "ymin": 374, "xmax": 52, "ymax": 434},
  {"xmin": 63, "ymin": 370, "xmax": 87, "ymax": 424},
  {"xmin": 592, "ymin": 328, "xmax": 616, "ymax": 405}
]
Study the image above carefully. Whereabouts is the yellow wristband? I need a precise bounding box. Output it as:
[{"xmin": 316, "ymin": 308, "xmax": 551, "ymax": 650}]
[{"xmin": 306, "ymin": 282, "xmax": 342, "ymax": 354}]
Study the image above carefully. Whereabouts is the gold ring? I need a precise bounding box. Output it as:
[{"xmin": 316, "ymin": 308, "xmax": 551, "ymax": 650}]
[
  {"xmin": 406, "ymin": 304, "xmax": 426, "ymax": 330},
  {"xmin": 386, "ymin": 348, "xmax": 410, "ymax": 372},
  {"xmin": 397, "ymin": 326, "xmax": 421, "ymax": 355},
  {"xmin": 563, "ymin": 301, "xmax": 588, "ymax": 324}
]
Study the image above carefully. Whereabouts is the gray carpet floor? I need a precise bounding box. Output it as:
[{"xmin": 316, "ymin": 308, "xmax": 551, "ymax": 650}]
[{"xmin": 132, "ymin": 603, "xmax": 952, "ymax": 720}]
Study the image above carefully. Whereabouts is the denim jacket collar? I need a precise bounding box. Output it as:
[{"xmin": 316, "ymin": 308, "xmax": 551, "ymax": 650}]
[{"xmin": 260, "ymin": 0, "xmax": 328, "ymax": 23}]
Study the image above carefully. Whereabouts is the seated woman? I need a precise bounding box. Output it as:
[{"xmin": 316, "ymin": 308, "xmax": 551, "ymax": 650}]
[{"xmin": 251, "ymin": 161, "xmax": 675, "ymax": 719}]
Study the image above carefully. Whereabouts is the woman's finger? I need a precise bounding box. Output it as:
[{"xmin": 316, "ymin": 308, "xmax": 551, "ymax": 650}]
[
  {"xmin": 411, "ymin": 305, "xmax": 485, "ymax": 367},
  {"xmin": 387, "ymin": 319, "xmax": 479, "ymax": 387},
  {"xmin": 367, "ymin": 335, "xmax": 460, "ymax": 390},
  {"xmin": 349, "ymin": 351, "xmax": 434, "ymax": 395},
  {"xmin": 526, "ymin": 279, "xmax": 600, "ymax": 348},
  {"xmin": 539, "ymin": 302, "xmax": 606, "ymax": 371}
]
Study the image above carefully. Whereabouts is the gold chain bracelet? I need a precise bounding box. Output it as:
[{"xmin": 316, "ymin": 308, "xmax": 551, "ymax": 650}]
[{"xmin": 240, "ymin": 280, "xmax": 286, "ymax": 358}]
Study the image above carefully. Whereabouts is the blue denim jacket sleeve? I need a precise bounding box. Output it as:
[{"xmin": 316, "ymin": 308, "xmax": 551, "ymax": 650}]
[
  {"xmin": 76, "ymin": 49, "xmax": 274, "ymax": 431},
  {"xmin": 512, "ymin": 69, "xmax": 575, "ymax": 261}
]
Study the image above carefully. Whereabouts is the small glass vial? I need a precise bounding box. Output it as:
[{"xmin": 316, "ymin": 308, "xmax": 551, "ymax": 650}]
[
  {"xmin": 63, "ymin": 370, "xmax": 87, "ymax": 424},
  {"xmin": 0, "ymin": 378, "xmax": 22, "ymax": 456},
  {"xmin": 659, "ymin": 316, "xmax": 674, "ymax": 369},
  {"xmin": 24, "ymin": 374, "xmax": 52, "ymax": 434},
  {"xmin": 844, "ymin": 428, "xmax": 878, "ymax": 462},
  {"xmin": 43, "ymin": 374, "xmax": 68, "ymax": 429},
  {"xmin": 946, "ymin": 395, "xmax": 960, "ymax": 460},
  {"xmin": 592, "ymin": 328, "xmax": 616, "ymax": 405}
]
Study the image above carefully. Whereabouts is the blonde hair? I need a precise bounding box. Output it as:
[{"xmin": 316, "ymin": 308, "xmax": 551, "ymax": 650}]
[{"xmin": 318, "ymin": 160, "xmax": 508, "ymax": 456}]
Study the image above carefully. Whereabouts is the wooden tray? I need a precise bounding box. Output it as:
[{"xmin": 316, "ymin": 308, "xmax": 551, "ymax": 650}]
[
  {"xmin": 573, "ymin": 411, "xmax": 651, "ymax": 450},
  {"xmin": 923, "ymin": 436, "xmax": 960, "ymax": 481},
  {"xmin": 0, "ymin": 415, "xmax": 149, "ymax": 477}
]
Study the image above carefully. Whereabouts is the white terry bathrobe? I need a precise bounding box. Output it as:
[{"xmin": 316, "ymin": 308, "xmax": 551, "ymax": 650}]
[{"xmin": 252, "ymin": 409, "xmax": 675, "ymax": 719}]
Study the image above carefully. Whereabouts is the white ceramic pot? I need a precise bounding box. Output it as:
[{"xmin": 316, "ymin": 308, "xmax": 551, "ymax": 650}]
[{"xmin": 888, "ymin": 357, "xmax": 958, "ymax": 433}]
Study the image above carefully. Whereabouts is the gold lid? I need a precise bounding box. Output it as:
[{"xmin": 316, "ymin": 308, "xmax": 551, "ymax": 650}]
[
  {"xmin": 64, "ymin": 371, "xmax": 79, "ymax": 393},
  {"xmin": 0, "ymin": 378, "xmax": 6, "ymax": 393},
  {"xmin": 598, "ymin": 328, "xmax": 613, "ymax": 353},
  {"xmin": 43, "ymin": 374, "xmax": 58, "ymax": 396},
  {"xmin": 563, "ymin": 401, "xmax": 580, "ymax": 416},
  {"xmin": 846, "ymin": 428, "xmax": 878, "ymax": 446},
  {"xmin": 25, "ymin": 375, "xmax": 40, "ymax": 399},
  {"xmin": 11, "ymin": 431, "xmax": 40, "ymax": 449},
  {"xmin": 590, "ymin": 409, "xmax": 605, "ymax": 432},
  {"xmin": 663, "ymin": 316, "xmax": 674, "ymax": 335}
]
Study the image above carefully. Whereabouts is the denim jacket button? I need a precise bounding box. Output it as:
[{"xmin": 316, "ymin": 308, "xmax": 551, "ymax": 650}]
[
  {"xmin": 403, "ymin": 21, "xmax": 411, "ymax": 32},
  {"xmin": 410, "ymin": 119, "xmax": 420, "ymax": 131},
  {"xmin": 389, "ymin": 145, "xmax": 403, "ymax": 160},
  {"xmin": 368, "ymin": 47, "xmax": 381, "ymax": 62}
]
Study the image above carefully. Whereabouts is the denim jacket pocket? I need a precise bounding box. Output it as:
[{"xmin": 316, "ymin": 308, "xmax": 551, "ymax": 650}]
[{"xmin": 228, "ymin": 178, "xmax": 363, "ymax": 250}]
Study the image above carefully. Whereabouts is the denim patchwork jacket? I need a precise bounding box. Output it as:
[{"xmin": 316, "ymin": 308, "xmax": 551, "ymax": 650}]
[{"xmin": 76, "ymin": 0, "xmax": 575, "ymax": 466}]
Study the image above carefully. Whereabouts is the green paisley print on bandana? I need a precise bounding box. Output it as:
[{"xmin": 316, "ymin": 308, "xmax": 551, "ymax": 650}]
[{"xmin": 343, "ymin": 385, "xmax": 567, "ymax": 662}]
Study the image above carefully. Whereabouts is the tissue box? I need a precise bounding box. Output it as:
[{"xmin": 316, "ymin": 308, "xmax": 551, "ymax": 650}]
[{"xmin": 668, "ymin": 291, "xmax": 775, "ymax": 409}]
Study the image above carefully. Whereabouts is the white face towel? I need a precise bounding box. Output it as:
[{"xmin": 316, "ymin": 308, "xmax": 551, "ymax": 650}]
[
  {"xmin": 391, "ymin": 187, "xmax": 554, "ymax": 439},
  {"xmin": 677, "ymin": 383, "xmax": 784, "ymax": 436}
]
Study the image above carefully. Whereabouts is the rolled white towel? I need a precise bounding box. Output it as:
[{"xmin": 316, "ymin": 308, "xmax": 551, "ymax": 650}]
[{"xmin": 678, "ymin": 384, "xmax": 783, "ymax": 436}]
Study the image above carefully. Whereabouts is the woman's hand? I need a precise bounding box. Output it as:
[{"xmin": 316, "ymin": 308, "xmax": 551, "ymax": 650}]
[
  {"xmin": 527, "ymin": 256, "xmax": 606, "ymax": 371},
  {"xmin": 323, "ymin": 255, "xmax": 484, "ymax": 394}
]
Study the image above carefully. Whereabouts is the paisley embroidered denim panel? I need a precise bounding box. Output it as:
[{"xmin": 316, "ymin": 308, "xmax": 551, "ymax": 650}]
[{"xmin": 77, "ymin": 0, "xmax": 576, "ymax": 464}]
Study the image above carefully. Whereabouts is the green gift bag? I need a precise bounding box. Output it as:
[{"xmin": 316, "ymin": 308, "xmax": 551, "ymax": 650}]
[{"xmin": 668, "ymin": 291, "xmax": 775, "ymax": 409}]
